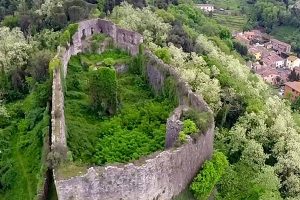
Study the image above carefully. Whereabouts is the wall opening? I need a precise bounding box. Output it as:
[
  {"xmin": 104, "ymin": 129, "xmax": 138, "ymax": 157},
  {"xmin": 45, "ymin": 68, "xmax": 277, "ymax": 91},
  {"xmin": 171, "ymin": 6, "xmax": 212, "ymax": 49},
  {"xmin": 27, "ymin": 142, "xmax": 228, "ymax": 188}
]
[
  {"xmin": 91, "ymin": 27, "xmax": 94, "ymax": 35},
  {"xmin": 122, "ymin": 33, "xmax": 126, "ymax": 42},
  {"xmin": 81, "ymin": 29, "xmax": 86, "ymax": 40}
]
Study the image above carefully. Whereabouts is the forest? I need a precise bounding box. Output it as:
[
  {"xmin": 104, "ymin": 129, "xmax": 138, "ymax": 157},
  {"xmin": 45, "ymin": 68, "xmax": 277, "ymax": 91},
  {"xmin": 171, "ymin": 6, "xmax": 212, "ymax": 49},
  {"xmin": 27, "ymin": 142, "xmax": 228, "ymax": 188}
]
[{"xmin": 1, "ymin": 0, "xmax": 300, "ymax": 199}]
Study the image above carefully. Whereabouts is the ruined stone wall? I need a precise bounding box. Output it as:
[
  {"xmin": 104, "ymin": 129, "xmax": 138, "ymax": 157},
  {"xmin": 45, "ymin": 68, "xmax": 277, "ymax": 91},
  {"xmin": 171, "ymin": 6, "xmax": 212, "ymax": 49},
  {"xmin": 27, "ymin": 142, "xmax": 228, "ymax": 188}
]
[
  {"xmin": 51, "ymin": 19, "xmax": 214, "ymax": 200},
  {"xmin": 51, "ymin": 18, "xmax": 143, "ymax": 150},
  {"xmin": 55, "ymin": 127, "xmax": 214, "ymax": 200}
]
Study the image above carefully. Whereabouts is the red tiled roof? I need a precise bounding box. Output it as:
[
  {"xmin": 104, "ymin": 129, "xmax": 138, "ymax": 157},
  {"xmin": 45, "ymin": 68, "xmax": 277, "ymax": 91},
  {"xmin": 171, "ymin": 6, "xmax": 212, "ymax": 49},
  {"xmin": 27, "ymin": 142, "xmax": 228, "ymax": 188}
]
[
  {"xmin": 270, "ymin": 38, "xmax": 291, "ymax": 48},
  {"xmin": 256, "ymin": 68, "xmax": 278, "ymax": 77},
  {"xmin": 285, "ymin": 81, "xmax": 300, "ymax": 92}
]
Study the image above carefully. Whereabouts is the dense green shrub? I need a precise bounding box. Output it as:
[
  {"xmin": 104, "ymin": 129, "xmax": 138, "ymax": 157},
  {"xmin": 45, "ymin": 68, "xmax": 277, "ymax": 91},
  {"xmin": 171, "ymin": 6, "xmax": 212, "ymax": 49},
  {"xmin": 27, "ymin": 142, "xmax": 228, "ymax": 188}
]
[
  {"xmin": 178, "ymin": 119, "xmax": 199, "ymax": 143},
  {"xmin": 89, "ymin": 67, "xmax": 117, "ymax": 115},
  {"xmin": 90, "ymin": 33, "xmax": 107, "ymax": 52},
  {"xmin": 0, "ymin": 80, "xmax": 50, "ymax": 199},
  {"xmin": 182, "ymin": 109, "xmax": 212, "ymax": 134},
  {"xmin": 155, "ymin": 47, "xmax": 172, "ymax": 64},
  {"xmin": 190, "ymin": 152, "xmax": 228, "ymax": 200},
  {"xmin": 60, "ymin": 29, "xmax": 70, "ymax": 47},
  {"xmin": 49, "ymin": 56, "xmax": 61, "ymax": 74},
  {"xmin": 66, "ymin": 23, "xmax": 79, "ymax": 38},
  {"xmin": 65, "ymin": 50, "xmax": 175, "ymax": 165}
]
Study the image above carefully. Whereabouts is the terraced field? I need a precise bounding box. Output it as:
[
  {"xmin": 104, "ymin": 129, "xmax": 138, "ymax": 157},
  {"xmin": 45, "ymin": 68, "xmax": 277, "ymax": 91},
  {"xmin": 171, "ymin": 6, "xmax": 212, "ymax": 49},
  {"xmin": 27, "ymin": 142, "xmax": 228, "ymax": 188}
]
[{"xmin": 213, "ymin": 13, "xmax": 247, "ymax": 32}]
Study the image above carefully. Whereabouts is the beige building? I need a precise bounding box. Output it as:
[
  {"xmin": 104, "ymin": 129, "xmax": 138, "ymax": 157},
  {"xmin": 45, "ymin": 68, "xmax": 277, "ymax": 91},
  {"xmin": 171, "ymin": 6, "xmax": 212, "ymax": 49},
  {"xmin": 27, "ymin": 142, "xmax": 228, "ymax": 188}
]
[
  {"xmin": 196, "ymin": 4, "xmax": 214, "ymax": 12},
  {"xmin": 286, "ymin": 55, "xmax": 300, "ymax": 69}
]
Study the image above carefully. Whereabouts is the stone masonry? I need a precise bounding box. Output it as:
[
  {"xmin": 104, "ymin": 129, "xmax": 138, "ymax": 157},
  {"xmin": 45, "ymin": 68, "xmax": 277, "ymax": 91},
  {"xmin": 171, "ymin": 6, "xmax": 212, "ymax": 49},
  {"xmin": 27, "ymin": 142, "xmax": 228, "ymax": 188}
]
[{"xmin": 51, "ymin": 18, "xmax": 214, "ymax": 200}]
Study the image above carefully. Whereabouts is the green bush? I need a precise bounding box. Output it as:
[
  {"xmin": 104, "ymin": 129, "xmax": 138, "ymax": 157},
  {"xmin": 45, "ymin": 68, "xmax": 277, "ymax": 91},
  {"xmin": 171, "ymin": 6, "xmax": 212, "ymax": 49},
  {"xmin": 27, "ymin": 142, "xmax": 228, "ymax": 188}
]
[
  {"xmin": 66, "ymin": 23, "xmax": 79, "ymax": 38},
  {"xmin": 182, "ymin": 110, "xmax": 212, "ymax": 134},
  {"xmin": 65, "ymin": 51, "xmax": 175, "ymax": 165},
  {"xmin": 182, "ymin": 119, "xmax": 198, "ymax": 135},
  {"xmin": 89, "ymin": 67, "xmax": 117, "ymax": 115},
  {"xmin": 155, "ymin": 47, "xmax": 172, "ymax": 64},
  {"xmin": 190, "ymin": 152, "xmax": 228, "ymax": 200},
  {"xmin": 49, "ymin": 56, "xmax": 61, "ymax": 74},
  {"xmin": 60, "ymin": 29, "xmax": 70, "ymax": 47}
]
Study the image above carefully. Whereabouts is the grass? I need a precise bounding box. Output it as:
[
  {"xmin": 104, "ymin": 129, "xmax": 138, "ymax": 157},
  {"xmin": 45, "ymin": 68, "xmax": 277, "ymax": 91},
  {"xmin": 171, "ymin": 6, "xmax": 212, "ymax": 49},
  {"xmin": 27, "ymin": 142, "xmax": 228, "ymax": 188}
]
[
  {"xmin": 56, "ymin": 163, "xmax": 88, "ymax": 180},
  {"xmin": 65, "ymin": 49, "xmax": 176, "ymax": 167}
]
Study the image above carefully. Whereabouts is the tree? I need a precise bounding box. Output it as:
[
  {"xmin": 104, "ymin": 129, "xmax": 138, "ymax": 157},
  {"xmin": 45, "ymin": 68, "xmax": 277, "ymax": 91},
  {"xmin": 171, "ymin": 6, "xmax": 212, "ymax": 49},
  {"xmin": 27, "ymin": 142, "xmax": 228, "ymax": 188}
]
[
  {"xmin": 29, "ymin": 50, "xmax": 53, "ymax": 83},
  {"xmin": 110, "ymin": 2, "xmax": 171, "ymax": 45},
  {"xmin": 288, "ymin": 68, "xmax": 300, "ymax": 82},
  {"xmin": 0, "ymin": 27, "xmax": 32, "ymax": 74},
  {"xmin": 89, "ymin": 67, "xmax": 117, "ymax": 115},
  {"xmin": 190, "ymin": 152, "xmax": 228, "ymax": 200},
  {"xmin": 1, "ymin": 15, "xmax": 19, "ymax": 29}
]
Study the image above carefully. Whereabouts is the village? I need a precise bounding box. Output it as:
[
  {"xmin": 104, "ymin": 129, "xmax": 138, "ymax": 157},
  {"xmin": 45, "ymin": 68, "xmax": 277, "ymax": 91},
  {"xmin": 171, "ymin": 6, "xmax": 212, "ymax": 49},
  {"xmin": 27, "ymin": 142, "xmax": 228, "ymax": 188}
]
[
  {"xmin": 195, "ymin": 3, "xmax": 300, "ymax": 101},
  {"xmin": 234, "ymin": 30, "xmax": 300, "ymax": 100}
]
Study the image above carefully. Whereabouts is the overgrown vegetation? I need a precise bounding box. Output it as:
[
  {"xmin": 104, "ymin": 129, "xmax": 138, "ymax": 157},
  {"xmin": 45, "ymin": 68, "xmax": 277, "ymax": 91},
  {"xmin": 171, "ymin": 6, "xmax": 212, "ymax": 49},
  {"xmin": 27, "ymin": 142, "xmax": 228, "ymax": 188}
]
[
  {"xmin": 111, "ymin": 2, "xmax": 300, "ymax": 199},
  {"xmin": 65, "ymin": 48, "xmax": 176, "ymax": 165},
  {"xmin": 190, "ymin": 152, "xmax": 228, "ymax": 200}
]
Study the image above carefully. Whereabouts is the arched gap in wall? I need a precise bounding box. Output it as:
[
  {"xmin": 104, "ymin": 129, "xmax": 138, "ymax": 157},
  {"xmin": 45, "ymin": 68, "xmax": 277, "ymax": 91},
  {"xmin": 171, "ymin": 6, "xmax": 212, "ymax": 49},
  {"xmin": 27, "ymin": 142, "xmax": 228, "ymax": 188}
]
[
  {"xmin": 130, "ymin": 35, "xmax": 134, "ymax": 44},
  {"xmin": 91, "ymin": 27, "xmax": 94, "ymax": 35},
  {"xmin": 81, "ymin": 29, "xmax": 86, "ymax": 40},
  {"xmin": 122, "ymin": 33, "xmax": 126, "ymax": 42}
]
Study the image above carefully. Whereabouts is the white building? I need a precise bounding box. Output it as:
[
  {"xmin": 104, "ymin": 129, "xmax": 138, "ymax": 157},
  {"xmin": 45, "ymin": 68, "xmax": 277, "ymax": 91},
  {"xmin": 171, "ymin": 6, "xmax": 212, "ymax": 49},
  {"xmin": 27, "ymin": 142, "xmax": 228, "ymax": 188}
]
[
  {"xmin": 196, "ymin": 4, "xmax": 215, "ymax": 12},
  {"xmin": 286, "ymin": 55, "xmax": 300, "ymax": 69}
]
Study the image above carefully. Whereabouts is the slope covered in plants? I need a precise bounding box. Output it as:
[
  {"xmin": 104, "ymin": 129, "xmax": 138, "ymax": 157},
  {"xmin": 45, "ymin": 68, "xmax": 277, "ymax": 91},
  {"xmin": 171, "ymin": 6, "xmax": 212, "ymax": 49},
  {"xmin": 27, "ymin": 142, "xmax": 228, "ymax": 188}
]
[{"xmin": 109, "ymin": 2, "xmax": 300, "ymax": 199}]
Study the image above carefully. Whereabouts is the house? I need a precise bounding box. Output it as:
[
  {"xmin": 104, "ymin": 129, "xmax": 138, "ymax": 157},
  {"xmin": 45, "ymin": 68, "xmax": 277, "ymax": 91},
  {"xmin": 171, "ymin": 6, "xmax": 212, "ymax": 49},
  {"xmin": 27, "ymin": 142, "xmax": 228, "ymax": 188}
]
[
  {"xmin": 256, "ymin": 68, "xmax": 280, "ymax": 85},
  {"xmin": 261, "ymin": 52, "xmax": 285, "ymax": 68},
  {"xmin": 266, "ymin": 39, "xmax": 291, "ymax": 55},
  {"xmin": 249, "ymin": 47, "xmax": 261, "ymax": 60},
  {"xmin": 284, "ymin": 81, "xmax": 300, "ymax": 100},
  {"xmin": 286, "ymin": 55, "xmax": 300, "ymax": 69},
  {"xmin": 196, "ymin": 4, "xmax": 214, "ymax": 12}
]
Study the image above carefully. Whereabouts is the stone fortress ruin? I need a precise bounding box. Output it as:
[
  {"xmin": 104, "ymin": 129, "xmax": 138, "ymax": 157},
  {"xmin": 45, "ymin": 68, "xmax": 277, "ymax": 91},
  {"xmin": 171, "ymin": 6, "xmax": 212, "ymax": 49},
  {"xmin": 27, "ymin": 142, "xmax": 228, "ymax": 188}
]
[{"xmin": 51, "ymin": 18, "xmax": 215, "ymax": 200}]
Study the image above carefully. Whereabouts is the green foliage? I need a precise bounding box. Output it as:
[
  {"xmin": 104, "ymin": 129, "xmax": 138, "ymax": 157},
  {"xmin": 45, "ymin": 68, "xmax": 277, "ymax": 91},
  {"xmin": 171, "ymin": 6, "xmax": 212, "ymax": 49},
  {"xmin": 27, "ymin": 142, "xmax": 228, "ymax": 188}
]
[
  {"xmin": 182, "ymin": 109, "xmax": 212, "ymax": 134},
  {"xmin": 233, "ymin": 40, "xmax": 248, "ymax": 56},
  {"xmin": 182, "ymin": 119, "xmax": 198, "ymax": 135},
  {"xmin": 129, "ymin": 45, "xmax": 145, "ymax": 75},
  {"xmin": 29, "ymin": 50, "xmax": 53, "ymax": 83},
  {"xmin": 179, "ymin": 131, "xmax": 187, "ymax": 143},
  {"xmin": 217, "ymin": 163, "xmax": 282, "ymax": 200},
  {"xmin": 0, "ymin": 81, "xmax": 50, "ymax": 199},
  {"xmin": 90, "ymin": 33, "xmax": 107, "ymax": 52},
  {"xmin": 155, "ymin": 47, "xmax": 172, "ymax": 64},
  {"xmin": 190, "ymin": 152, "xmax": 228, "ymax": 200},
  {"xmin": 89, "ymin": 67, "xmax": 117, "ymax": 115},
  {"xmin": 65, "ymin": 51, "xmax": 175, "ymax": 165},
  {"xmin": 60, "ymin": 29, "xmax": 70, "ymax": 47},
  {"xmin": 155, "ymin": 9, "xmax": 175, "ymax": 23},
  {"xmin": 1, "ymin": 15, "xmax": 19, "ymax": 29},
  {"xmin": 66, "ymin": 23, "xmax": 79, "ymax": 38},
  {"xmin": 178, "ymin": 119, "xmax": 199, "ymax": 144},
  {"xmin": 49, "ymin": 56, "xmax": 61, "ymax": 74}
]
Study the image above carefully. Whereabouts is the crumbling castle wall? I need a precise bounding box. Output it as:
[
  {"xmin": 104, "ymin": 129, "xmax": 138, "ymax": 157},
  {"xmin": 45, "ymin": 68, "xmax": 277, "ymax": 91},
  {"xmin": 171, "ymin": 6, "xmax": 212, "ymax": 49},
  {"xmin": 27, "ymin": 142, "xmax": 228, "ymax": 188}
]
[
  {"xmin": 51, "ymin": 18, "xmax": 214, "ymax": 200},
  {"xmin": 51, "ymin": 18, "xmax": 143, "ymax": 150}
]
